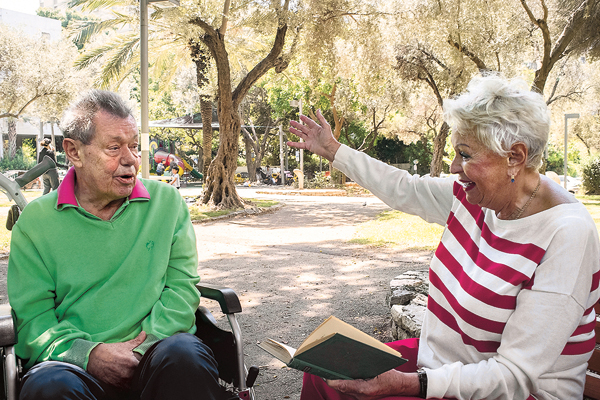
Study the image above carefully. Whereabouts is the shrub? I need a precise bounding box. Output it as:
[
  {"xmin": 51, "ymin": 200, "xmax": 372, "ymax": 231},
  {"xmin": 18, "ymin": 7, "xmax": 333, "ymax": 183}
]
[
  {"xmin": 0, "ymin": 149, "xmax": 36, "ymax": 172},
  {"xmin": 582, "ymin": 157, "xmax": 600, "ymax": 195},
  {"xmin": 305, "ymin": 171, "xmax": 336, "ymax": 189}
]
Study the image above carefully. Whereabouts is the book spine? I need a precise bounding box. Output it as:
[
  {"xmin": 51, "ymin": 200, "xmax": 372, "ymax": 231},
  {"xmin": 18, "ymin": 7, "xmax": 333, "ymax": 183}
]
[{"xmin": 289, "ymin": 358, "xmax": 351, "ymax": 380}]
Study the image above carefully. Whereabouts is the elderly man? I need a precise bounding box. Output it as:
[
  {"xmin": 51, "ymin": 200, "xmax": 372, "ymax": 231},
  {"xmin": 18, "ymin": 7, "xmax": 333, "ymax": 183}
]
[{"xmin": 7, "ymin": 90, "xmax": 222, "ymax": 400}]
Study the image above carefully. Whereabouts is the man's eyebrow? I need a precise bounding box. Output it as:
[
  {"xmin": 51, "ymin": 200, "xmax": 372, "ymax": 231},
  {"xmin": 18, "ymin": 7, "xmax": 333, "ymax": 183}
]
[{"xmin": 105, "ymin": 135, "xmax": 137, "ymax": 142}]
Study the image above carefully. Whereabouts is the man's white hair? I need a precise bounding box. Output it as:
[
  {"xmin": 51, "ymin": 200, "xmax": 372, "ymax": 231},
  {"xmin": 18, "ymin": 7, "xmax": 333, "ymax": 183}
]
[{"xmin": 443, "ymin": 74, "xmax": 550, "ymax": 169}]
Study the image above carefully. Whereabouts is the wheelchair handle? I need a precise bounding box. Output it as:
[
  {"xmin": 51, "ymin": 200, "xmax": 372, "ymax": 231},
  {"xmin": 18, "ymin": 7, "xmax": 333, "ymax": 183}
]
[
  {"xmin": 196, "ymin": 283, "xmax": 242, "ymax": 314},
  {"xmin": 15, "ymin": 156, "xmax": 56, "ymax": 188},
  {"xmin": 246, "ymin": 366, "xmax": 259, "ymax": 388}
]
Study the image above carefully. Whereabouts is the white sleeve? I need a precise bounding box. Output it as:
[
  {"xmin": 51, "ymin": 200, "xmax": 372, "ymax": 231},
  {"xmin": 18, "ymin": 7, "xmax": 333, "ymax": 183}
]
[{"xmin": 332, "ymin": 144, "xmax": 455, "ymax": 226}]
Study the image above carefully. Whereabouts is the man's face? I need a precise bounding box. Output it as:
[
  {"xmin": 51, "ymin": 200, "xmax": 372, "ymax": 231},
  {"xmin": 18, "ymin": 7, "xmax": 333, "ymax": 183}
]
[{"xmin": 73, "ymin": 111, "xmax": 140, "ymax": 204}]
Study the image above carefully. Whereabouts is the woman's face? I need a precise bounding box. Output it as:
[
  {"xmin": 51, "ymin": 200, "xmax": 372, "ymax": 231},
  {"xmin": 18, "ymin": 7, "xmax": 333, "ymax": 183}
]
[{"xmin": 450, "ymin": 132, "xmax": 512, "ymax": 210}]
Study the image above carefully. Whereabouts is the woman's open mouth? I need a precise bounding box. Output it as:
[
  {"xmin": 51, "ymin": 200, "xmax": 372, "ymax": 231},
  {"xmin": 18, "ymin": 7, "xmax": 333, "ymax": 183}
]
[{"xmin": 459, "ymin": 180, "xmax": 475, "ymax": 191}]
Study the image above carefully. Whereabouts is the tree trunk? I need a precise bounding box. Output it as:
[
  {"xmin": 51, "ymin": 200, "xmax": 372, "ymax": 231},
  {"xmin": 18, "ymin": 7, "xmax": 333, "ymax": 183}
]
[
  {"xmin": 244, "ymin": 135, "xmax": 257, "ymax": 182},
  {"xmin": 200, "ymin": 97, "xmax": 213, "ymax": 179},
  {"xmin": 197, "ymin": 146, "xmax": 204, "ymax": 174},
  {"xmin": 191, "ymin": 0, "xmax": 289, "ymax": 208},
  {"xmin": 202, "ymin": 104, "xmax": 244, "ymax": 209},
  {"xmin": 8, "ymin": 118, "xmax": 17, "ymax": 159},
  {"xmin": 430, "ymin": 121, "xmax": 450, "ymax": 177},
  {"xmin": 321, "ymin": 83, "xmax": 345, "ymax": 141}
]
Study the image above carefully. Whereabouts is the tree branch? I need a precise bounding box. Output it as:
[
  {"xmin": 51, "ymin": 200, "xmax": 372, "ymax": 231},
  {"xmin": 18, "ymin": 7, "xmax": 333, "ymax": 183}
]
[
  {"xmin": 546, "ymin": 89, "xmax": 586, "ymax": 106},
  {"xmin": 232, "ymin": 1, "xmax": 290, "ymax": 107},
  {"xmin": 447, "ymin": 36, "xmax": 488, "ymax": 71},
  {"xmin": 519, "ymin": 0, "xmax": 538, "ymax": 27},
  {"xmin": 320, "ymin": 11, "xmax": 399, "ymax": 23},
  {"xmin": 219, "ymin": 0, "xmax": 231, "ymax": 36}
]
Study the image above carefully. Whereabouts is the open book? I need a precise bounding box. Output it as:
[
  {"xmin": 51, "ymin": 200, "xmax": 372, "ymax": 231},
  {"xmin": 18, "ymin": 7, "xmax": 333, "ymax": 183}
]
[{"xmin": 258, "ymin": 316, "xmax": 407, "ymax": 380}]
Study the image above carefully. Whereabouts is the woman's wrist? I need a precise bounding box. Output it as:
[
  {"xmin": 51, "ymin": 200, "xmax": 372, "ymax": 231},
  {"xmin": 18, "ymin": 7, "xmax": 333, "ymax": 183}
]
[
  {"xmin": 402, "ymin": 372, "xmax": 423, "ymax": 397},
  {"xmin": 325, "ymin": 142, "xmax": 341, "ymax": 163}
]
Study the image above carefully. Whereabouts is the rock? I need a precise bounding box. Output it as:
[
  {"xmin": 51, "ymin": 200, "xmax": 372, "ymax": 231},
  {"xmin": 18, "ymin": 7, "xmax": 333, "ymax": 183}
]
[
  {"xmin": 389, "ymin": 271, "xmax": 429, "ymax": 340},
  {"xmin": 388, "ymin": 288, "xmax": 416, "ymax": 307}
]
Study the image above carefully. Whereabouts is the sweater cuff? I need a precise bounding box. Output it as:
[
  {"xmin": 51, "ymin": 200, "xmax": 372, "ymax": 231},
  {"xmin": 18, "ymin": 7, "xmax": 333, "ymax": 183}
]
[
  {"xmin": 62, "ymin": 339, "xmax": 100, "ymax": 370},
  {"xmin": 133, "ymin": 334, "xmax": 160, "ymax": 357},
  {"xmin": 422, "ymin": 367, "xmax": 448, "ymax": 399},
  {"xmin": 331, "ymin": 144, "xmax": 353, "ymax": 170}
]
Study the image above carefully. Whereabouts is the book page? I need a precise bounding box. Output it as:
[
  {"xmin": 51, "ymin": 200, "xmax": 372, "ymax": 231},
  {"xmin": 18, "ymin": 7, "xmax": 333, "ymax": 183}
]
[
  {"xmin": 258, "ymin": 338, "xmax": 297, "ymax": 364},
  {"xmin": 296, "ymin": 316, "xmax": 402, "ymax": 357}
]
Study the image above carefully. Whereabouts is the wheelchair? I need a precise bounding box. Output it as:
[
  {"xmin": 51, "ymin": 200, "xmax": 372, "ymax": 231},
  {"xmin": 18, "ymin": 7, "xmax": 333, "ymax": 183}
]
[
  {"xmin": 0, "ymin": 283, "xmax": 258, "ymax": 400},
  {"xmin": 0, "ymin": 158, "xmax": 259, "ymax": 399}
]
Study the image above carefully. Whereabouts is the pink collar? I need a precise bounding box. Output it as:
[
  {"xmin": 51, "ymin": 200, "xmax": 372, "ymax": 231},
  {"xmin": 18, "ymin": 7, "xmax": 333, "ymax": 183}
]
[{"xmin": 57, "ymin": 167, "xmax": 150, "ymax": 207}]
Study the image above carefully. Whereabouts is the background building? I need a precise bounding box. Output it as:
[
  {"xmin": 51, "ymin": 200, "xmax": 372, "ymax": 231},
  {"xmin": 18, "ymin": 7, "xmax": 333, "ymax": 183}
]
[
  {"xmin": 0, "ymin": 7, "xmax": 61, "ymax": 40},
  {"xmin": 0, "ymin": 6, "xmax": 64, "ymax": 159}
]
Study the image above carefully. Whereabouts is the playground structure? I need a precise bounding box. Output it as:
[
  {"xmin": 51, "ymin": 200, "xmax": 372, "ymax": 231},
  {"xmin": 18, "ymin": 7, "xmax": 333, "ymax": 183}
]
[{"xmin": 153, "ymin": 149, "xmax": 203, "ymax": 180}]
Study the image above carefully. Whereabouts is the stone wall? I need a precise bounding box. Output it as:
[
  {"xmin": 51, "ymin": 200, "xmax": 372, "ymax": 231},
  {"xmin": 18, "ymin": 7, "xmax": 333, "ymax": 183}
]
[{"xmin": 388, "ymin": 270, "xmax": 429, "ymax": 340}]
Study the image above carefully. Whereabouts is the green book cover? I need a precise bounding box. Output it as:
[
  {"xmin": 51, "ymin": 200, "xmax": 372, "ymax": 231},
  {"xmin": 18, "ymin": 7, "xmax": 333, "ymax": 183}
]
[{"xmin": 258, "ymin": 316, "xmax": 407, "ymax": 380}]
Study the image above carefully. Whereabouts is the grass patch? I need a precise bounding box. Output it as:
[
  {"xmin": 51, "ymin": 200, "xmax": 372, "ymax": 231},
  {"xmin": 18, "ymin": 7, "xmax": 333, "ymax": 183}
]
[
  {"xmin": 577, "ymin": 195, "xmax": 600, "ymax": 203},
  {"xmin": 188, "ymin": 198, "xmax": 279, "ymax": 222},
  {"xmin": 244, "ymin": 198, "xmax": 279, "ymax": 208},
  {"xmin": 189, "ymin": 205, "xmax": 231, "ymax": 221},
  {"xmin": 351, "ymin": 210, "xmax": 445, "ymax": 251}
]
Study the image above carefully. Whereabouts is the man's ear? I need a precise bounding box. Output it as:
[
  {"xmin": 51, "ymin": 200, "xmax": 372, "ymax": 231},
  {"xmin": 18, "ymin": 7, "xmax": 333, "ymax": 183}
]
[{"xmin": 62, "ymin": 138, "xmax": 83, "ymax": 168}]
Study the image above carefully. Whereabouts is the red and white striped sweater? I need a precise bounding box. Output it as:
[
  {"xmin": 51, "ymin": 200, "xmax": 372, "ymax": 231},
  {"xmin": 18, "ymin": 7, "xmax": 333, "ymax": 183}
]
[{"xmin": 333, "ymin": 144, "xmax": 600, "ymax": 400}]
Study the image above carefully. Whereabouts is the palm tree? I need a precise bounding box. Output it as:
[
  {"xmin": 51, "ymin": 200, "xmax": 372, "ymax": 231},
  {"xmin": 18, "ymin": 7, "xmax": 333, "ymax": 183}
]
[{"xmin": 69, "ymin": 0, "xmax": 215, "ymax": 179}]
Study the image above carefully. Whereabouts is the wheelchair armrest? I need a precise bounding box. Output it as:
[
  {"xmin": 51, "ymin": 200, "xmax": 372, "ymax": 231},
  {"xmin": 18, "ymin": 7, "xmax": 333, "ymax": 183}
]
[
  {"xmin": 0, "ymin": 304, "xmax": 17, "ymax": 347},
  {"xmin": 196, "ymin": 283, "xmax": 242, "ymax": 315}
]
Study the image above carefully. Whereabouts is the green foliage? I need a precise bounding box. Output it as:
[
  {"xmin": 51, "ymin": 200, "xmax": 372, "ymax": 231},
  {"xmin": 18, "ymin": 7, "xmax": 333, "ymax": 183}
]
[
  {"xmin": 264, "ymin": 78, "xmax": 311, "ymax": 123},
  {"xmin": 546, "ymin": 143, "xmax": 580, "ymax": 176},
  {"xmin": 21, "ymin": 138, "xmax": 37, "ymax": 160},
  {"xmin": 338, "ymin": 120, "xmax": 371, "ymax": 151},
  {"xmin": 37, "ymin": 8, "xmax": 100, "ymax": 49},
  {"xmin": 583, "ymin": 157, "xmax": 600, "ymax": 195},
  {"xmin": 0, "ymin": 149, "xmax": 36, "ymax": 172},
  {"xmin": 305, "ymin": 171, "xmax": 337, "ymax": 189},
  {"xmin": 374, "ymin": 136, "xmax": 432, "ymax": 175}
]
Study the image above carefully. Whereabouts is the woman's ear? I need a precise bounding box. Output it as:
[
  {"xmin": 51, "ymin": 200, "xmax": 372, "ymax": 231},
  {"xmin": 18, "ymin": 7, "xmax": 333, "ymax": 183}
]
[
  {"xmin": 62, "ymin": 139, "xmax": 83, "ymax": 168},
  {"xmin": 508, "ymin": 142, "xmax": 528, "ymax": 168}
]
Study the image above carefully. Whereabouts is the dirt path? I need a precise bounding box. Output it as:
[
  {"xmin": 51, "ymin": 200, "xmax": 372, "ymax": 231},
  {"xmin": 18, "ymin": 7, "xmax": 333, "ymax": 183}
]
[{"xmin": 194, "ymin": 195, "xmax": 432, "ymax": 399}]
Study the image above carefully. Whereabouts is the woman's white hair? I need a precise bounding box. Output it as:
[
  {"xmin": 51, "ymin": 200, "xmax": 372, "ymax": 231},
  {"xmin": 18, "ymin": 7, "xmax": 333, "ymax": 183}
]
[{"xmin": 443, "ymin": 74, "xmax": 550, "ymax": 169}]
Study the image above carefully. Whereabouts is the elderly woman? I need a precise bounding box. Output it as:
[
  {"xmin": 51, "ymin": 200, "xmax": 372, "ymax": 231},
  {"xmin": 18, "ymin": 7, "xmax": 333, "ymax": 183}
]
[{"xmin": 288, "ymin": 75, "xmax": 600, "ymax": 400}]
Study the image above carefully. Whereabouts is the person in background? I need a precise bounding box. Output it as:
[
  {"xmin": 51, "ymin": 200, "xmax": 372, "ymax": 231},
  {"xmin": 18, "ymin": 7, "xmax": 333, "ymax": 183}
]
[
  {"xmin": 8, "ymin": 90, "xmax": 221, "ymax": 400},
  {"xmin": 38, "ymin": 138, "xmax": 68, "ymax": 195},
  {"xmin": 288, "ymin": 74, "xmax": 600, "ymax": 400},
  {"xmin": 156, "ymin": 160, "xmax": 165, "ymax": 176},
  {"xmin": 170, "ymin": 165, "xmax": 181, "ymax": 189}
]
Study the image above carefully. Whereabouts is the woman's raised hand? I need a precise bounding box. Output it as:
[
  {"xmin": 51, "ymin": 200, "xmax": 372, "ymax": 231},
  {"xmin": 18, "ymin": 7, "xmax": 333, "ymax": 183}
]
[{"xmin": 288, "ymin": 109, "xmax": 341, "ymax": 162}]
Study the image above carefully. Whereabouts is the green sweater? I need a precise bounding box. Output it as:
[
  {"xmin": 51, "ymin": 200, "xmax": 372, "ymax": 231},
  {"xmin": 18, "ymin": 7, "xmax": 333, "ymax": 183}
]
[{"xmin": 7, "ymin": 176, "xmax": 200, "ymax": 370}]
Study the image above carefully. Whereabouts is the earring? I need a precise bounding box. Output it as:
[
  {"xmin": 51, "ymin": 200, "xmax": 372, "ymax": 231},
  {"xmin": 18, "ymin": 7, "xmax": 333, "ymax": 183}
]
[{"xmin": 511, "ymin": 174, "xmax": 515, "ymax": 183}]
